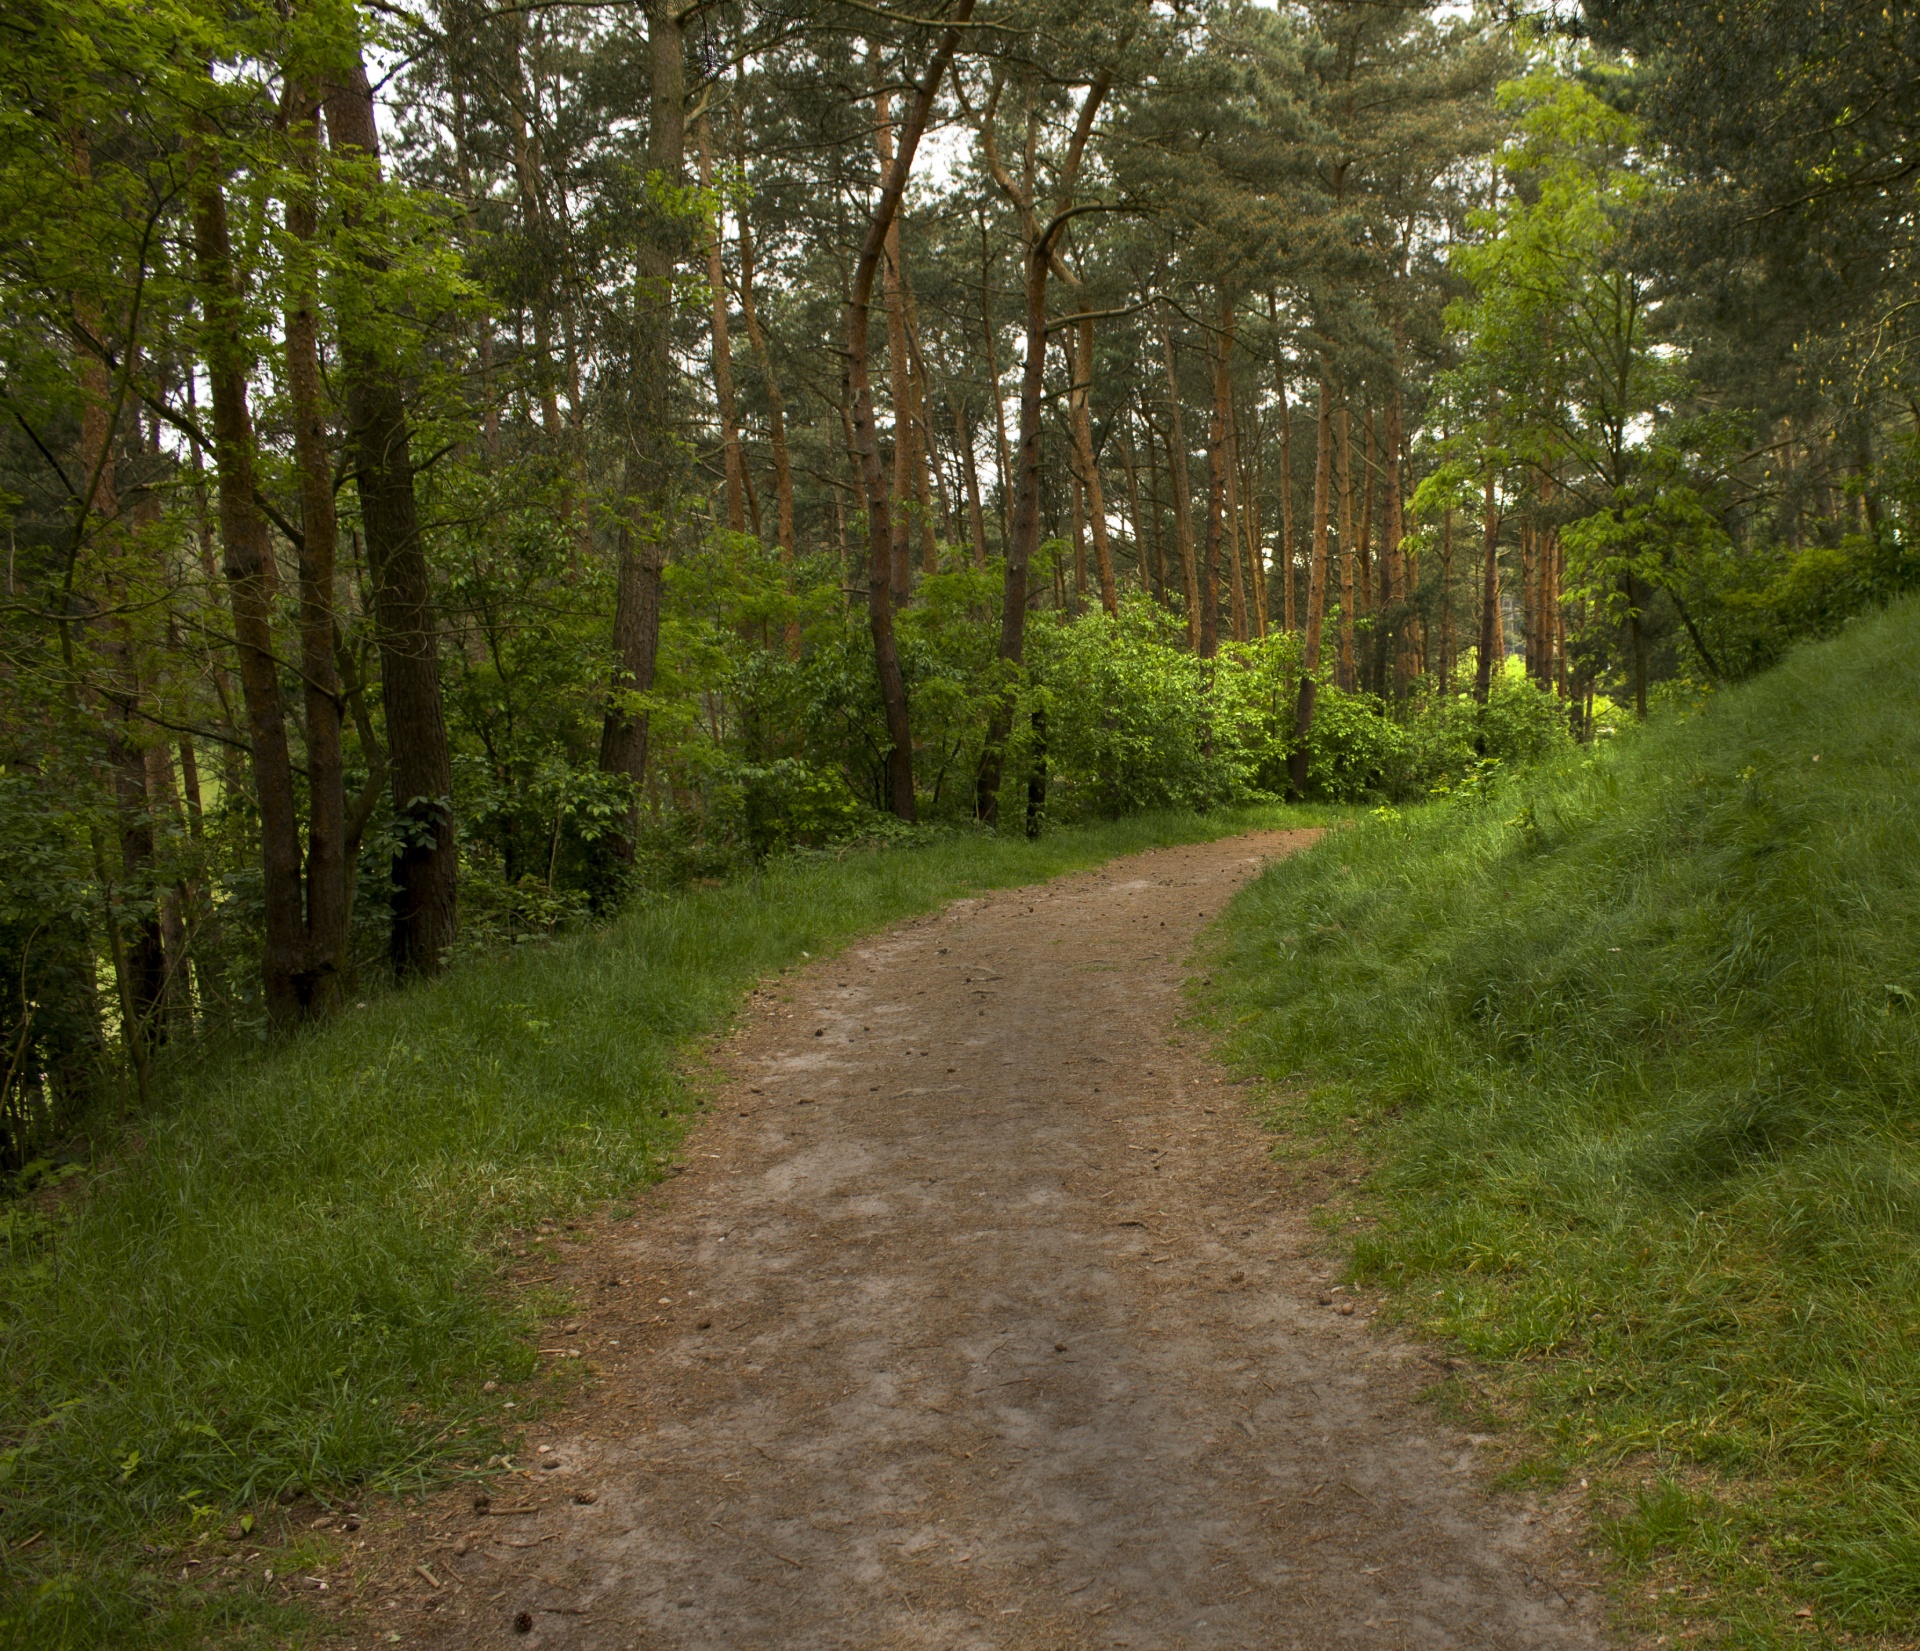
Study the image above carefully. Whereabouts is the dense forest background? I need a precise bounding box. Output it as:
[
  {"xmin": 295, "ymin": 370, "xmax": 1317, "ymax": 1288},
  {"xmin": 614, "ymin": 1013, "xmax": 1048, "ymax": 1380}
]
[{"xmin": 4, "ymin": 0, "xmax": 1916, "ymax": 1171}]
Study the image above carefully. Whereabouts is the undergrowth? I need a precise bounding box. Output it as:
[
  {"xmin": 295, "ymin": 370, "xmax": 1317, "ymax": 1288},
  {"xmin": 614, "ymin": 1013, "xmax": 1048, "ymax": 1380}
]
[
  {"xmin": 1208, "ymin": 595, "xmax": 1920, "ymax": 1649},
  {"xmin": 0, "ymin": 804, "xmax": 1319, "ymax": 1650}
]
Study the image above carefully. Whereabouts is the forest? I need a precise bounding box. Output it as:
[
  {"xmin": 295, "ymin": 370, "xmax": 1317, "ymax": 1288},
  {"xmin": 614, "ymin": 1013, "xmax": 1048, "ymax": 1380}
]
[{"xmin": 5, "ymin": 0, "xmax": 1920, "ymax": 1646}]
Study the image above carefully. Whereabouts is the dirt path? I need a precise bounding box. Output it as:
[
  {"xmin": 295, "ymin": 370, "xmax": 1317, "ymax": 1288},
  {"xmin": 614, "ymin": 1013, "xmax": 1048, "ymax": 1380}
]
[{"xmin": 372, "ymin": 832, "xmax": 1607, "ymax": 1650}]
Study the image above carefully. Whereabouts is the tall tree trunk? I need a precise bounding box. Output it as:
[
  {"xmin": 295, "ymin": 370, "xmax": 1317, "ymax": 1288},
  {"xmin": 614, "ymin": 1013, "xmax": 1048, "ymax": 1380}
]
[
  {"xmin": 1277, "ymin": 360, "xmax": 1296, "ymax": 631},
  {"xmin": 976, "ymin": 63, "xmax": 1108, "ymax": 816},
  {"xmin": 1200, "ymin": 326, "xmax": 1228, "ymax": 657},
  {"xmin": 326, "ymin": 47, "xmax": 456, "ymax": 976},
  {"xmin": 1439, "ymin": 504, "xmax": 1455, "ymax": 693},
  {"xmin": 736, "ymin": 209, "xmax": 795, "ymax": 558},
  {"xmin": 1289, "ymin": 380, "xmax": 1334, "ymax": 798},
  {"xmin": 1143, "ymin": 411, "xmax": 1169, "ymax": 603},
  {"xmin": 1474, "ymin": 469, "xmax": 1501, "ymax": 704},
  {"xmin": 980, "ymin": 216, "xmax": 1012, "ymax": 551},
  {"xmin": 284, "ymin": 73, "xmax": 347, "ymax": 1012},
  {"xmin": 873, "ymin": 86, "xmax": 916, "ymax": 606},
  {"xmin": 696, "ymin": 117, "xmax": 746, "ymax": 534},
  {"xmin": 1072, "ymin": 317, "xmax": 1117, "ymax": 613},
  {"xmin": 1335, "ymin": 401, "xmax": 1355, "ymax": 690},
  {"xmin": 1385, "ymin": 351, "xmax": 1410, "ymax": 696},
  {"xmin": 1161, "ymin": 328, "xmax": 1201, "ymax": 649},
  {"xmin": 599, "ymin": 1, "xmax": 687, "ymax": 834},
  {"xmin": 953, "ymin": 393, "xmax": 989, "ymax": 569},
  {"xmin": 1119, "ymin": 414, "xmax": 1148, "ymax": 596},
  {"xmin": 1213, "ymin": 296, "xmax": 1245, "ymax": 643},
  {"xmin": 901, "ymin": 278, "xmax": 942, "ymax": 573},
  {"xmin": 189, "ymin": 122, "xmax": 307, "ymax": 1024},
  {"xmin": 1356, "ymin": 406, "xmax": 1375, "ymax": 619},
  {"xmin": 851, "ymin": 7, "xmax": 973, "ymax": 819}
]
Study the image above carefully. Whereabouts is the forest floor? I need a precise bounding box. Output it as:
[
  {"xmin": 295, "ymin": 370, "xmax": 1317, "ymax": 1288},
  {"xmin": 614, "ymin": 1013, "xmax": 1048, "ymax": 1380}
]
[{"xmin": 318, "ymin": 830, "xmax": 1609, "ymax": 1651}]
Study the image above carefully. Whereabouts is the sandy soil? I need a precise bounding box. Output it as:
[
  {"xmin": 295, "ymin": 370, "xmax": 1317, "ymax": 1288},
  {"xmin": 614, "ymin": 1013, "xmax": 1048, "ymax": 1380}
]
[{"xmin": 331, "ymin": 830, "xmax": 1608, "ymax": 1650}]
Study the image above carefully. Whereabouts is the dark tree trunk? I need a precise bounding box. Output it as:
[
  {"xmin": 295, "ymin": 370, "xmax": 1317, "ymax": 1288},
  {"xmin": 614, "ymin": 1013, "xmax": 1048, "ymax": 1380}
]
[
  {"xmin": 189, "ymin": 122, "xmax": 307, "ymax": 1025},
  {"xmin": 1290, "ymin": 381, "xmax": 1334, "ymax": 799},
  {"xmin": 599, "ymin": 1, "xmax": 688, "ymax": 841},
  {"xmin": 850, "ymin": 6, "xmax": 973, "ymax": 820},
  {"xmin": 284, "ymin": 73, "xmax": 347, "ymax": 1013},
  {"xmin": 326, "ymin": 48, "xmax": 456, "ymax": 976}
]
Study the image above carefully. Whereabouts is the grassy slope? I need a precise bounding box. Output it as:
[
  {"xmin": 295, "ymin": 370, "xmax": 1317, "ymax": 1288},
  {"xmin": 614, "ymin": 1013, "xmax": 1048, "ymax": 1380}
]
[
  {"xmin": 0, "ymin": 804, "xmax": 1320, "ymax": 1650},
  {"xmin": 1209, "ymin": 597, "xmax": 1920, "ymax": 1648}
]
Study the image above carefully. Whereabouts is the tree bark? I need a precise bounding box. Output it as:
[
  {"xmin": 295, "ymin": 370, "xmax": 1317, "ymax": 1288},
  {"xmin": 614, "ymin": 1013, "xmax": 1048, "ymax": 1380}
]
[
  {"xmin": 976, "ymin": 63, "xmax": 1108, "ymax": 817},
  {"xmin": 284, "ymin": 73, "xmax": 348, "ymax": 1011},
  {"xmin": 1161, "ymin": 327, "xmax": 1201, "ymax": 648},
  {"xmin": 696, "ymin": 117, "xmax": 746, "ymax": 534},
  {"xmin": 1277, "ymin": 360, "xmax": 1296, "ymax": 631},
  {"xmin": 1335, "ymin": 401, "xmax": 1355, "ymax": 690},
  {"xmin": 850, "ymin": 7, "xmax": 973, "ymax": 820},
  {"xmin": 1385, "ymin": 352, "xmax": 1410, "ymax": 696},
  {"xmin": 599, "ymin": 0, "xmax": 688, "ymax": 834},
  {"xmin": 326, "ymin": 47, "xmax": 456, "ymax": 976},
  {"xmin": 1474, "ymin": 468, "xmax": 1501, "ymax": 704},
  {"xmin": 873, "ymin": 85, "xmax": 917, "ymax": 605},
  {"xmin": 736, "ymin": 208, "xmax": 795, "ymax": 558},
  {"xmin": 1119, "ymin": 413, "xmax": 1148, "ymax": 596},
  {"xmin": 953, "ymin": 391, "xmax": 989, "ymax": 569},
  {"xmin": 1289, "ymin": 381, "xmax": 1334, "ymax": 798},
  {"xmin": 1072, "ymin": 317, "xmax": 1117, "ymax": 613},
  {"xmin": 189, "ymin": 121, "xmax": 307, "ymax": 1024}
]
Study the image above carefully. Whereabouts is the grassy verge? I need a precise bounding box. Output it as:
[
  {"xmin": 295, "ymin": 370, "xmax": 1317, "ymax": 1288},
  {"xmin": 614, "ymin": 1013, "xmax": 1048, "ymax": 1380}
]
[
  {"xmin": 1206, "ymin": 598, "xmax": 1920, "ymax": 1649},
  {"xmin": 0, "ymin": 804, "xmax": 1320, "ymax": 1650}
]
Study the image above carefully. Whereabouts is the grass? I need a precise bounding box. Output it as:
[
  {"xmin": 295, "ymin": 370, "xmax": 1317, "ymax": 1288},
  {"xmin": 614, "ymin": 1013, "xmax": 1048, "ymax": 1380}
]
[
  {"xmin": 0, "ymin": 802, "xmax": 1322, "ymax": 1650},
  {"xmin": 1207, "ymin": 596, "xmax": 1920, "ymax": 1648}
]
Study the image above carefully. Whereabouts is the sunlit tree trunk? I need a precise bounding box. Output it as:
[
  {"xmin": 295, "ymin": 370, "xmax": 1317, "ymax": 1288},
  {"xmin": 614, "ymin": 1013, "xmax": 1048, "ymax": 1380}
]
[{"xmin": 1474, "ymin": 469, "xmax": 1501, "ymax": 704}]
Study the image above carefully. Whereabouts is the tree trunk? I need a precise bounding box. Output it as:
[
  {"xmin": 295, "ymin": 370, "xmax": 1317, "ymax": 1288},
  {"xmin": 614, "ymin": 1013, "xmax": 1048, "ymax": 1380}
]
[
  {"xmin": 1161, "ymin": 328, "xmax": 1201, "ymax": 649},
  {"xmin": 696, "ymin": 117, "xmax": 746, "ymax": 534},
  {"xmin": 599, "ymin": 1, "xmax": 687, "ymax": 835},
  {"xmin": 1289, "ymin": 381, "xmax": 1334, "ymax": 798},
  {"xmin": 953, "ymin": 392, "xmax": 989, "ymax": 569},
  {"xmin": 284, "ymin": 73, "xmax": 348, "ymax": 1011},
  {"xmin": 980, "ymin": 216, "xmax": 1012, "ymax": 551},
  {"xmin": 1439, "ymin": 504, "xmax": 1455, "ymax": 693},
  {"xmin": 1357, "ymin": 406, "xmax": 1375, "ymax": 620},
  {"xmin": 1277, "ymin": 360, "xmax": 1296, "ymax": 631},
  {"xmin": 1384, "ymin": 353, "xmax": 1410, "ymax": 696},
  {"xmin": 1212, "ymin": 295, "xmax": 1245, "ymax": 644},
  {"xmin": 873, "ymin": 87, "xmax": 916, "ymax": 606},
  {"xmin": 736, "ymin": 208, "xmax": 795, "ymax": 558},
  {"xmin": 326, "ymin": 48, "xmax": 456, "ymax": 976},
  {"xmin": 1119, "ymin": 414, "xmax": 1148, "ymax": 596},
  {"xmin": 976, "ymin": 63, "xmax": 1108, "ymax": 815},
  {"xmin": 189, "ymin": 121, "xmax": 307, "ymax": 1025},
  {"xmin": 1335, "ymin": 402, "xmax": 1355, "ymax": 690},
  {"xmin": 1142, "ymin": 411, "xmax": 1168, "ymax": 603},
  {"xmin": 1072, "ymin": 317, "xmax": 1117, "ymax": 613},
  {"xmin": 851, "ymin": 7, "xmax": 972, "ymax": 819},
  {"xmin": 1474, "ymin": 469, "xmax": 1501, "ymax": 704}
]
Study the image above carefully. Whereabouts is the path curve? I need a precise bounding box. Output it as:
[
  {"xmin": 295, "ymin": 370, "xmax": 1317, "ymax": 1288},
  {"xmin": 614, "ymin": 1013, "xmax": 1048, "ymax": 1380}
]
[{"xmin": 391, "ymin": 831, "xmax": 1607, "ymax": 1650}]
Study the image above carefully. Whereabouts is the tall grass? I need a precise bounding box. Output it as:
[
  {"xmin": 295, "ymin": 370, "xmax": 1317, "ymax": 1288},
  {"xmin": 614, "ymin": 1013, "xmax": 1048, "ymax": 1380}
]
[
  {"xmin": 1209, "ymin": 597, "xmax": 1920, "ymax": 1644},
  {"xmin": 0, "ymin": 805, "xmax": 1317, "ymax": 1649}
]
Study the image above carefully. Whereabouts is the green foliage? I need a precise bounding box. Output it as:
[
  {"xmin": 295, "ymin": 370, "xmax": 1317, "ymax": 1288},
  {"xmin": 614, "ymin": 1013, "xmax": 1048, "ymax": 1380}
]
[{"xmin": 1209, "ymin": 595, "xmax": 1920, "ymax": 1641}]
